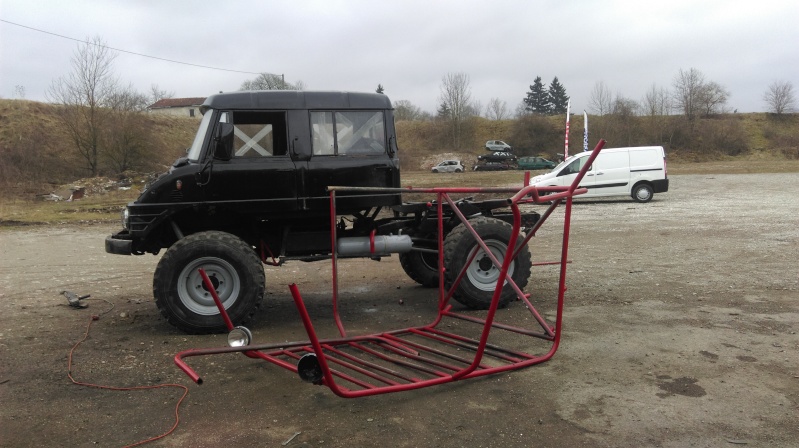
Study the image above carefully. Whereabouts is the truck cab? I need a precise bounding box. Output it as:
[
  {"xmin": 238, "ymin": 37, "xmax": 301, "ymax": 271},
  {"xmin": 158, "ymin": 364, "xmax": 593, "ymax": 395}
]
[{"xmin": 108, "ymin": 91, "xmax": 401, "ymax": 256}]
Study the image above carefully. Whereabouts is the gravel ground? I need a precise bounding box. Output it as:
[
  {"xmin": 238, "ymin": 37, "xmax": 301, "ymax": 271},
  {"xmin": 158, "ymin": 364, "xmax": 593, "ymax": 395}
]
[{"xmin": 1, "ymin": 172, "xmax": 797, "ymax": 447}]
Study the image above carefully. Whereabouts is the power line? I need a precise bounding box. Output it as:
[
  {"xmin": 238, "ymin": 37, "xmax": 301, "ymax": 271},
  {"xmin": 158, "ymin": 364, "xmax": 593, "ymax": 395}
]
[{"xmin": 0, "ymin": 18, "xmax": 263, "ymax": 75}]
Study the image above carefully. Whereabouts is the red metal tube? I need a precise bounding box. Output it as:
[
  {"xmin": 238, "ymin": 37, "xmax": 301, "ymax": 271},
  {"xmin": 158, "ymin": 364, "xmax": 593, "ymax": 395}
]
[{"xmin": 198, "ymin": 268, "xmax": 234, "ymax": 332}]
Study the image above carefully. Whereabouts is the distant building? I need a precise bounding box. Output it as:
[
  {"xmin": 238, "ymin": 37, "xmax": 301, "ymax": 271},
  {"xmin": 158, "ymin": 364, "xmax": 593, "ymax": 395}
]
[{"xmin": 147, "ymin": 97, "xmax": 206, "ymax": 119}]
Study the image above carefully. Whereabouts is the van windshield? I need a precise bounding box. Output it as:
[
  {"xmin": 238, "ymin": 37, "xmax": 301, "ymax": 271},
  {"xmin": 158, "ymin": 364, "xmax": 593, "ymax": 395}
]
[{"xmin": 552, "ymin": 154, "xmax": 579, "ymax": 172}]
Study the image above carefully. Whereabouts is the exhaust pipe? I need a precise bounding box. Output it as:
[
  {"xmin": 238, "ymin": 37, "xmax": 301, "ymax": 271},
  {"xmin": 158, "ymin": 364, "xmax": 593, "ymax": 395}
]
[{"xmin": 337, "ymin": 235, "xmax": 412, "ymax": 257}]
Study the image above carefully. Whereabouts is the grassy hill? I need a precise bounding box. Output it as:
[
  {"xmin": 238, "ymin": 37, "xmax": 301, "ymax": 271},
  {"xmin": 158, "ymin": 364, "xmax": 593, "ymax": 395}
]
[{"xmin": 1, "ymin": 99, "xmax": 797, "ymax": 194}]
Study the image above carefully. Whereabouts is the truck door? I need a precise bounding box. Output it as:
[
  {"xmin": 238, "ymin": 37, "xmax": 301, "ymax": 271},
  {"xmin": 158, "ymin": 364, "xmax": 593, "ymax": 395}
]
[
  {"xmin": 205, "ymin": 110, "xmax": 298, "ymax": 212},
  {"xmin": 303, "ymin": 110, "xmax": 399, "ymax": 211}
]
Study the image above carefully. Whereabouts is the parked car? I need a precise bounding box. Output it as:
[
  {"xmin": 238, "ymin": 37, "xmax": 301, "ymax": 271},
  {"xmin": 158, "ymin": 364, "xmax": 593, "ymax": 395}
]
[
  {"xmin": 477, "ymin": 152, "xmax": 517, "ymax": 164},
  {"xmin": 517, "ymin": 156, "xmax": 556, "ymax": 170},
  {"xmin": 473, "ymin": 162, "xmax": 513, "ymax": 171},
  {"xmin": 431, "ymin": 160, "xmax": 465, "ymax": 173},
  {"xmin": 529, "ymin": 146, "xmax": 669, "ymax": 203},
  {"xmin": 485, "ymin": 140, "xmax": 512, "ymax": 152}
]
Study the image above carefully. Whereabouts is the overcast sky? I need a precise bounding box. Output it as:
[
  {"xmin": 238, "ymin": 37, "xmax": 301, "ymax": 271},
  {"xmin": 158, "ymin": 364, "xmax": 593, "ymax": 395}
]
[{"xmin": 1, "ymin": 0, "xmax": 797, "ymax": 115}]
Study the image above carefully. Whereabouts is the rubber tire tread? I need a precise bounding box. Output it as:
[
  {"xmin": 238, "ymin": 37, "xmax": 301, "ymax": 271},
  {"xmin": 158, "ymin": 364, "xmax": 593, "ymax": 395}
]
[
  {"xmin": 153, "ymin": 231, "xmax": 265, "ymax": 334},
  {"xmin": 443, "ymin": 217, "xmax": 531, "ymax": 309},
  {"xmin": 399, "ymin": 251, "xmax": 440, "ymax": 287}
]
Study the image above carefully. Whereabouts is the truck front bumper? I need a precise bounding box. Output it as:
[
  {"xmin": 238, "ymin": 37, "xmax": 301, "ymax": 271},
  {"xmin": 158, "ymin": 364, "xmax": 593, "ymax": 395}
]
[{"xmin": 105, "ymin": 232, "xmax": 133, "ymax": 255}]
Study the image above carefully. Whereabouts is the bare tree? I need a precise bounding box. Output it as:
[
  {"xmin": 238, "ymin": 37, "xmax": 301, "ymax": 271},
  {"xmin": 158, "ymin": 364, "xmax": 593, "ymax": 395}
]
[
  {"xmin": 642, "ymin": 84, "xmax": 671, "ymax": 117},
  {"xmin": 149, "ymin": 84, "xmax": 174, "ymax": 106},
  {"xmin": 588, "ymin": 81, "xmax": 613, "ymax": 116},
  {"xmin": 47, "ymin": 35, "xmax": 118, "ymax": 176},
  {"xmin": 486, "ymin": 98, "xmax": 509, "ymax": 120},
  {"xmin": 393, "ymin": 99, "xmax": 422, "ymax": 121},
  {"xmin": 103, "ymin": 85, "xmax": 154, "ymax": 173},
  {"xmin": 438, "ymin": 72, "xmax": 472, "ymax": 149},
  {"xmin": 469, "ymin": 100, "xmax": 483, "ymax": 118},
  {"xmin": 612, "ymin": 95, "xmax": 640, "ymax": 117},
  {"xmin": 642, "ymin": 84, "xmax": 672, "ymax": 143},
  {"xmin": 697, "ymin": 81, "xmax": 730, "ymax": 117},
  {"xmin": 672, "ymin": 68, "xmax": 705, "ymax": 120},
  {"xmin": 763, "ymin": 80, "xmax": 796, "ymax": 114},
  {"xmin": 240, "ymin": 73, "xmax": 304, "ymax": 91}
]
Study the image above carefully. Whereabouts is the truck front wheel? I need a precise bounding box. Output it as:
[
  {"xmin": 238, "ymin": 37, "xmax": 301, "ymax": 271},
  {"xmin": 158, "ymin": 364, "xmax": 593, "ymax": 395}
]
[
  {"xmin": 443, "ymin": 217, "xmax": 531, "ymax": 309},
  {"xmin": 153, "ymin": 231, "xmax": 265, "ymax": 334}
]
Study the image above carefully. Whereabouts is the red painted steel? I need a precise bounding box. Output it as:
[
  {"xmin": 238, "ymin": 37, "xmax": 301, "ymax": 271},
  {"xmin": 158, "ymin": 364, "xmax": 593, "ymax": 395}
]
[{"xmin": 175, "ymin": 141, "xmax": 607, "ymax": 397}]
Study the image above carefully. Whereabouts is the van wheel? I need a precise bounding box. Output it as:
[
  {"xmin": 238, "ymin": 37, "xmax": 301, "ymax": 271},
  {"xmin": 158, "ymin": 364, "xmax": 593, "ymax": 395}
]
[
  {"xmin": 153, "ymin": 231, "xmax": 264, "ymax": 334},
  {"xmin": 443, "ymin": 217, "xmax": 531, "ymax": 309},
  {"xmin": 632, "ymin": 184, "xmax": 654, "ymax": 203}
]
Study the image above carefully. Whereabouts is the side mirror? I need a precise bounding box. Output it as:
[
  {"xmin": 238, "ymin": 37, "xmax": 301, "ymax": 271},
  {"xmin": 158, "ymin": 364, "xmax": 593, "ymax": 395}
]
[{"xmin": 214, "ymin": 123, "xmax": 235, "ymax": 160}]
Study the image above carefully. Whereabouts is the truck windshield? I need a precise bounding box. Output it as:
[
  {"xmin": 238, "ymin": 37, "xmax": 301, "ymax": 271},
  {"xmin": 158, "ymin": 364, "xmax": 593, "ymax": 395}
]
[{"xmin": 187, "ymin": 110, "xmax": 214, "ymax": 161}]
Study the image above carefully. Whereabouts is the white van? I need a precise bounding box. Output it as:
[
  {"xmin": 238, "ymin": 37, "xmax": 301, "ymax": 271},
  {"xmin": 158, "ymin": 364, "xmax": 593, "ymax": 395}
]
[{"xmin": 528, "ymin": 146, "xmax": 669, "ymax": 202}]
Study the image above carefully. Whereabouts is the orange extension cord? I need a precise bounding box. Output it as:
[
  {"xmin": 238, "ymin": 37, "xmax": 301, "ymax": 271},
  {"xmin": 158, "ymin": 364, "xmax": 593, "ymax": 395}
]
[{"xmin": 67, "ymin": 300, "xmax": 189, "ymax": 447}]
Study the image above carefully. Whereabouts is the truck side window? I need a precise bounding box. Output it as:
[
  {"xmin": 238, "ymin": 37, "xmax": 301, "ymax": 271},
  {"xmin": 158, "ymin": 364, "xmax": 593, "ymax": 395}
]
[
  {"xmin": 311, "ymin": 111, "xmax": 335, "ymax": 155},
  {"xmin": 311, "ymin": 111, "xmax": 386, "ymax": 156},
  {"xmin": 231, "ymin": 111, "xmax": 288, "ymax": 157}
]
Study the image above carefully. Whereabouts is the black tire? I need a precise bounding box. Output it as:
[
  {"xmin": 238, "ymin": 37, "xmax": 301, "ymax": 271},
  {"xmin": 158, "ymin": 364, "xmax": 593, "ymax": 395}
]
[
  {"xmin": 399, "ymin": 251, "xmax": 440, "ymax": 287},
  {"xmin": 455, "ymin": 168, "xmax": 462, "ymax": 173},
  {"xmin": 443, "ymin": 217, "xmax": 531, "ymax": 309},
  {"xmin": 632, "ymin": 183, "xmax": 654, "ymax": 203},
  {"xmin": 153, "ymin": 231, "xmax": 265, "ymax": 334}
]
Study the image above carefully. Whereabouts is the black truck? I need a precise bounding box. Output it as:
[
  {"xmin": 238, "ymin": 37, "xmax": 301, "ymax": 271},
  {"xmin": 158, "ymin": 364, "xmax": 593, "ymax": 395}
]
[{"xmin": 106, "ymin": 91, "xmax": 537, "ymax": 333}]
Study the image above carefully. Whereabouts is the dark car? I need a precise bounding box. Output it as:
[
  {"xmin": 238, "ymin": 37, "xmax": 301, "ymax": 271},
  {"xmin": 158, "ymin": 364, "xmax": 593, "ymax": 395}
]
[
  {"xmin": 477, "ymin": 152, "xmax": 517, "ymax": 164},
  {"xmin": 517, "ymin": 156, "xmax": 556, "ymax": 170},
  {"xmin": 473, "ymin": 162, "xmax": 513, "ymax": 171}
]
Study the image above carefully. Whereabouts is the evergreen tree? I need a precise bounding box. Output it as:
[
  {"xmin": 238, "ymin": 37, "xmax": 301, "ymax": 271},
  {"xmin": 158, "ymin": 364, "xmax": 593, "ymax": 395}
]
[
  {"xmin": 437, "ymin": 101, "xmax": 451, "ymax": 119},
  {"xmin": 548, "ymin": 77, "xmax": 570, "ymax": 115},
  {"xmin": 523, "ymin": 76, "xmax": 551, "ymax": 115},
  {"xmin": 376, "ymin": 84, "xmax": 385, "ymax": 94}
]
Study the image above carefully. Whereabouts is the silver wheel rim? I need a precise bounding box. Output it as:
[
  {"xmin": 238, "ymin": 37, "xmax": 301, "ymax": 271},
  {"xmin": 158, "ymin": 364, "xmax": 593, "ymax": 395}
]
[
  {"xmin": 636, "ymin": 187, "xmax": 652, "ymax": 201},
  {"xmin": 465, "ymin": 239, "xmax": 515, "ymax": 292},
  {"xmin": 177, "ymin": 257, "xmax": 242, "ymax": 316}
]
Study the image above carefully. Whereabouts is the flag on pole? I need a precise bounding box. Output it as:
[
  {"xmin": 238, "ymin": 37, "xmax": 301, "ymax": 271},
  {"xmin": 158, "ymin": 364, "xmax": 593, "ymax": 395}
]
[
  {"xmin": 564, "ymin": 100, "xmax": 571, "ymax": 159},
  {"xmin": 583, "ymin": 111, "xmax": 589, "ymax": 151}
]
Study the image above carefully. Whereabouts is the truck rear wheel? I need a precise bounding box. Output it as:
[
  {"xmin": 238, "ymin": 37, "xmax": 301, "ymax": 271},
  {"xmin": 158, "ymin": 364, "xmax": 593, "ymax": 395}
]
[
  {"xmin": 443, "ymin": 217, "xmax": 531, "ymax": 309},
  {"xmin": 153, "ymin": 231, "xmax": 264, "ymax": 334},
  {"xmin": 399, "ymin": 251, "xmax": 440, "ymax": 287}
]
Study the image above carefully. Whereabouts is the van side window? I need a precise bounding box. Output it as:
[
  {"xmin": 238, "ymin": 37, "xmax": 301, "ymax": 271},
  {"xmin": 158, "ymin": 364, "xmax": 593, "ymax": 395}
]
[
  {"xmin": 231, "ymin": 111, "xmax": 288, "ymax": 157},
  {"xmin": 312, "ymin": 111, "xmax": 386, "ymax": 156}
]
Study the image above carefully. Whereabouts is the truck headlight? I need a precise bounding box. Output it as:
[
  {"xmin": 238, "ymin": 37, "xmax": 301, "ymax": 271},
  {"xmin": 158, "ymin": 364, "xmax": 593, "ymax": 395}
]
[{"xmin": 121, "ymin": 208, "xmax": 130, "ymax": 230}]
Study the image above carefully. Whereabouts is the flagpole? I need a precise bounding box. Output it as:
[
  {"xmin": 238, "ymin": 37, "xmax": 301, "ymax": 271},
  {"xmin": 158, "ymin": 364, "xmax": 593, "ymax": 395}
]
[
  {"xmin": 583, "ymin": 111, "xmax": 589, "ymax": 151},
  {"xmin": 564, "ymin": 100, "xmax": 571, "ymax": 159}
]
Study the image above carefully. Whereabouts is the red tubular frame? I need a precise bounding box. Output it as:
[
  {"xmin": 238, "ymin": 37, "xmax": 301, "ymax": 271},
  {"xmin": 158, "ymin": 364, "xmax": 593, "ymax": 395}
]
[{"xmin": 175, "ymin": 141, "xmax": 606, "ymax": 397}]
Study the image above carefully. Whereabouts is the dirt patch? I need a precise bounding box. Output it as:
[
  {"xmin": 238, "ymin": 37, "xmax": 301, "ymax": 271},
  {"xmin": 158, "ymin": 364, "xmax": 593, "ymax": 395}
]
[{"xmin": 1, "ymin": 173, "xmax": 798, "ymax": 447}]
